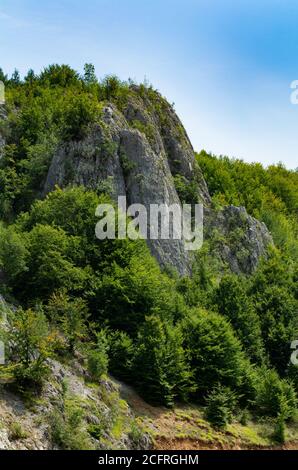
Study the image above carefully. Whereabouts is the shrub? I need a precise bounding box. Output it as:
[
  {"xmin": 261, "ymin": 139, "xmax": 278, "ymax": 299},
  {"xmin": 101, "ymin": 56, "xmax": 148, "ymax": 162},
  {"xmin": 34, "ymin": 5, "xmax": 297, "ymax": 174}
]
[
  {"xmin": 215, "ymin": 275, "xmax": 264, "ymax": 363},
  {"xmin": 9, "ymin": 422, "xmax": 28, "ymax": 440},
  {"xmin": 183, "ymin": 310, "xmax": 247, "ymax": 399},
  {"xmin": 108, "ymin": 330, "xmax": 134, "ymax": 380},
  {"xmin": 46, "ymin": 291, "xmax": 89, "ymax": 353},
  {"xmin": 49, "ymin": 394, "xmax": 93, "ymax": 450},
  {"xmin": 132, "ymin": 316, "xmax": 194, "ymax": 406},
  {"xmin": 255, "ymin": 368, "xmax": 297, "ymax": 419},
  {"xmin": 173, "ymin": 174, "xmax": 199, "ymax": 204},
  {"xmin": 87, "ymin": 330, "xmax": 109, "ymax": 381},
  {"xmin": 0, "ymin": 224, "xmax": 28, "ymax": 282},
  {"xmin": 1, "ymin": 307, "xmax": 57, "ymax": 387},
  {"xmin": 205, "ymin": 385, "xmax": 238, "ymax": 429},
  {"xmin": 273, "ymin": 414, "xmax": 286, "ymax": 444},
  {"xmin": 239, "ymin": 409, "xmax": 250, "ymax": 426},
  {"xmin": 62, "ymin": 93, "xmax": 101, "ymax": 140}
]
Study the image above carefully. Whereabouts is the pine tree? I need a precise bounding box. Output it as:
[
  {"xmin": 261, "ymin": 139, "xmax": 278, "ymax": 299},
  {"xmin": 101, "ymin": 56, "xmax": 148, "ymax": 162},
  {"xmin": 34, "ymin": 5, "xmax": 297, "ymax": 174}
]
[
  {"xmin": 83, "ymin": 63, "xmax": 97, "ymax": 85},
  {"xmin": 215, "ymin": 275, "xmax": 265, "ymax": 363},
  {"xmin": 132, "ymin": 316, "xmax": 194, "ymax": 406},
  {"xmin": 11, "ymin": 69, "xmax": 21, "ymax": 85}
]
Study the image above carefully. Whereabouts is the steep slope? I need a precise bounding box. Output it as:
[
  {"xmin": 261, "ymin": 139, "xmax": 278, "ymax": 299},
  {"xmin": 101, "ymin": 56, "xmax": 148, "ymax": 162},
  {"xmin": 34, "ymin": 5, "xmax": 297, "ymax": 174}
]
[
  {"xmin": 39, "ymin": 89, "xmax": 271, "ymax": 275},
  {"xmin": 0, "ymin": 358, "xmax": 151, "ymax": 450}
]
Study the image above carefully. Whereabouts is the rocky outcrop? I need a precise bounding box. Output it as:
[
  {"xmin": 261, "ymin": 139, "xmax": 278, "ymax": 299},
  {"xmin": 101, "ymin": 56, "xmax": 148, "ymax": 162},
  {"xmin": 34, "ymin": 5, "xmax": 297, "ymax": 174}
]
[
  {"xmin": 44, "ymin": 98, "xmax": 210, "ymax": 275},
  {"xmin": 43, "ymin": 89, "xmax": 272, "ymax": 275},
  {"xmin": 0, "ymin": 359, "xmax": 152, "ymax": 450},
  {"xmin": 204, "ymin": 205, "xmax": 273, "ymax": 274}
]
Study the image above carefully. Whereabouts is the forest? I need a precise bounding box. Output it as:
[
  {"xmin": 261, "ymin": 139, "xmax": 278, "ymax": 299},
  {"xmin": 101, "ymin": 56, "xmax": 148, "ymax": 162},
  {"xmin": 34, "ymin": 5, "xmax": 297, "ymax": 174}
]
[{"xmin": 0, "ymin": 64, "xmax": 297, "ymax": 447}]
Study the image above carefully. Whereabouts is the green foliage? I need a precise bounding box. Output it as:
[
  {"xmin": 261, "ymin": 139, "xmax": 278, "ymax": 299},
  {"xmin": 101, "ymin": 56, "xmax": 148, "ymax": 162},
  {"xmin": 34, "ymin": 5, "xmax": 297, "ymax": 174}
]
[
  {"xmin": 24, "ymin": 69, "xmax": 36, "ymax": 85},
  {"xmin": 49, "ymin": 393, "xmax": 94, "ymax": 450},
  {"xmin": 87, "ymin": 330, "xmax": 109, "ymax": 381},
  {"xmin": 16, "ymin": 186, "xmax": 142, "ymax": 272},
  {"xmin": 16, "ymin": 224, "xmax": 88, "ymax": 301},
  {"xmin": 0, "ymin": 66, "xmax": 297, "ymax": 426},
  {"xmin": 9, "ymin": 422, "xmax": 29, "ymax": 440},
  {"xmin": 173, "ymin": 174, "xmax": 199, "ymax": 204},
  {"xmin": 0, "ymin": 67, "xmax": 8, "ymax": 84},
  {"xmin": 130, "ymin": 119, "xmax": 156, "ymax": 146},
  {"xmin": 62, "ymin": 93, "xmax": 101, "ymax": 140},
  {"xmin": 10, "ymin": 69, "xmax": 21, "ymax": 85},
  {"xmin": 39, "ymin": 64, "xmax": 80, "ymax": 87},
  {"xmin": 83, "ymin": 63, "xmax": 97, "ymax": 85},
  {"xmin": 249, "ymin": 250, "xmax": 297, "ymax": 374},
  {"xmin": 205, "ymin": 385, "xmax": 238, "ymax": 429},
  {"xmin": 94, "ymin": 253, "xmax": 185, "ymax": 335},
  {"xmin": 101, "ymin": 75, "xmax": 129, "ymax": 101},
  {"xmin": 108, "ymin": 330, "xmax": 134, "ymax": 381},
  {"xmin": 254, "ymin": 368, "xmax": 297, "ymax": 419},
  {"xmin": 128, "ymin": 419, "xmax": 146, "ymax": 448},
  {"xmin": 183, "ymin": 310, "xmax": 248, "ymax": 398},
  {"xmin": 176, "ymin": 243, "xmax": 219, "ymax": 309},
  {"xmin": 273, "ymin": 414, "xmax": 286, "ymax": 444},
  {"xmin": 214, "ymin": 275, "xmax": 264, "ymax": 363},
  {"xmin": 0, "ymin": 224, "xmax": 28, "ymax": 282},
  {"xmin": 46, "ymin": 291, "xmax": 90, "ymax": 353},
  {"xmin": 0, "ymin": 307, "xmax": 57, "ymax": 386},
  {"xmin": 132, "ymin": 316, "xmax": 194, "ymax": 406},
  {"xmin": 197, "ymin": 150, "xmax": 298, "ymax": 257}
]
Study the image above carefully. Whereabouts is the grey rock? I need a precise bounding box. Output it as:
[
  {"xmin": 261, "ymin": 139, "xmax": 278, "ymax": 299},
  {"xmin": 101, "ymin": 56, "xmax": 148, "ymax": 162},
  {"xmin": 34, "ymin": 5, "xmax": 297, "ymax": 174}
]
[
  {"xmin": 204, "ymin": 205, "xmax": 273, "ymax": 274},
  {"xmin": 43, "ymin": 91, "xmax": 272, "ymax": 275},
  {"xmin": 44, "ymin": 101, "xmax": 208, "ymax": 275},
  {"xmin": 0, "ymin": 429, "xmax": 10, "ymax": 450}
]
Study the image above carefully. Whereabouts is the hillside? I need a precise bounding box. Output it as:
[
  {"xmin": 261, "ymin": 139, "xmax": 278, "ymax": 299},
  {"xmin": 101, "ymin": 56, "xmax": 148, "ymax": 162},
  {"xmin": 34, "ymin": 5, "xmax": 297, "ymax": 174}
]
[{"xmin": 0, "ymin": 64, "xmax": 297, "ymax": 450}]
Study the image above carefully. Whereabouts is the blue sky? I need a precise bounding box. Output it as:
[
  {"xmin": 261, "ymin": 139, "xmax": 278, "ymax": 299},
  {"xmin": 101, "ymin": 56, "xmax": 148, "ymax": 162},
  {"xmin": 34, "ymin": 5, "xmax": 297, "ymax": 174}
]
[{"xmin": 0, "ymin": 0, "xmax": 298, "ymax": 169}]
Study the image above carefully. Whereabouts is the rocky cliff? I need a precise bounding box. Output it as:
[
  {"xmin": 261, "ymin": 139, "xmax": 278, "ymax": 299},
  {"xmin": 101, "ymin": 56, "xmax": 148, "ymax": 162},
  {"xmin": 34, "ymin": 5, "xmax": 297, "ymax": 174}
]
[
  {"xmin": 0, "ymin": 87, "xmax": 272, "ymax": 275},
  {"xmin": 42, "ymin": 88, "xmax": 272, "ymax": 274}
]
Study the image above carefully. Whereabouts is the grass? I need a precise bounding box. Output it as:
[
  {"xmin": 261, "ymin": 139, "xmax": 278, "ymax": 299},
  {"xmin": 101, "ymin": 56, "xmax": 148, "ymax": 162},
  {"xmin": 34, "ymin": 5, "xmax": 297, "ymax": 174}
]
[
  {"xmin": 133, "ymin": 403, "xmax": 298, "ymax": 450},
  {"xmin": 9, "ymin": 422, "xmax": 28, "ymax": 441}
]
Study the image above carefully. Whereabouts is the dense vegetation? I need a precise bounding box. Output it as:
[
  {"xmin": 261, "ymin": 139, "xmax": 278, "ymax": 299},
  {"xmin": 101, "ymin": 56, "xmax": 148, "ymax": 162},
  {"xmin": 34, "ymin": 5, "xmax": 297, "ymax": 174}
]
[{"xmin": 0, "ymin": 65, "xmax": 297, "ymax": 442}]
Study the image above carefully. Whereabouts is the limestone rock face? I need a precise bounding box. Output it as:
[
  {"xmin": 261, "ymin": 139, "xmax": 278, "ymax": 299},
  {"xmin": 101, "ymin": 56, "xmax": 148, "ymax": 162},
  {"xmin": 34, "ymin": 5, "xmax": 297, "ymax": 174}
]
[
  {"xmin": 0, "ymin": 359, "xmax": 152, "ymax": 450},
  {"xmin": 44, "ymin": 100, "xmax": 210, "ymax": 275},
  {"xmin": 43, "ymin": 90, "xmax": 272, "ymax": 275},
  {"xmin": 204, "ymin": 205, "xmax": 273, "ymax": 274}
]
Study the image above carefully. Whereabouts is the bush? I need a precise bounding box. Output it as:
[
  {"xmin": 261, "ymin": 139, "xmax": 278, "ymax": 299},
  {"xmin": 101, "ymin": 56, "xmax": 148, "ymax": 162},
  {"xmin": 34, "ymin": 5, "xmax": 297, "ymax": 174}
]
[
  {"xmin": 273, "ymin": 414, "xmax": 286, "ymax": 444},
  {"xmin": 49, "ymin": 393, "xmax": 93, "ymax": 450},
  {"xmin": 1, "ymin": 307, "xmax": 57, "ymax": 387},
  {"xmin": 205, "ymin": 385, "xmax": 238, "ymax": 429},
  {"xmin": 46, "ymin": 291, "xmax": 89, "ymax": 353},
  {"xmin": 62, "ymin": 93, "xmax": 101, "ymax": 140},
  {"xmin": 173, "ymin": 174, "xmax": 199, "ymax": 204},
  {"xmin": 215, "ymin": 275, "xmax": 264, "ymax": 363},
  {"xmin": 9, "ymin": 422, "xmax": 28, "ymax": 440},
  {"xmin": 87, "ymin": 330, "xmax": 109, "ymax": 381},
  {"xmin": 255, "ymin": 368, "xmax": 297, "ymax": 419},
  {"xmin": 183, "ymin": 310, "xmax": 247, "ymax": 399},
  {"xmin": 131, "ymin": 316, "xmax": 194, "ymax": 407},
  {"xmin": 108, "ymin": 330, "xmax": 134, "ymax": 380},
  {"xmin": 15, "ymin": 224, "xmax": 88, "ymax": 301},
  {"xmin": 0, "ymin": 224, "xmax": 28, "ymax": 282}
]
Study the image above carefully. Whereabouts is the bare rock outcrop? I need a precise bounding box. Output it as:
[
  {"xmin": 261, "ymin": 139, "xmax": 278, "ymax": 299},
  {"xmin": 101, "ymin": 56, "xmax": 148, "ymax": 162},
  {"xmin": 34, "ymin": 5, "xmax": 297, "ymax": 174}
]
[
  {"xmin": 43, "ymin": 90, "xmax": 272, "ymax": 275},
  {"xmin": 44, "ymin": 99, "xmax": 210, "ymax": 275},
  {"xmin": 204, "ymin": 205, "xmax": 273, "ymax": 274}
]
